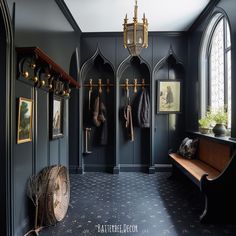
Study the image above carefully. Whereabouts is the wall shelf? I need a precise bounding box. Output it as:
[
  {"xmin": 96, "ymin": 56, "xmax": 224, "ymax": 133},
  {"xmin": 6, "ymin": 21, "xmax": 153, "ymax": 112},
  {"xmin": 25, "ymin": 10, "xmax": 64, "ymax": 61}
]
[{"xmin": 16, "ymin": 47, "xmax": 80, "ymax": 96}]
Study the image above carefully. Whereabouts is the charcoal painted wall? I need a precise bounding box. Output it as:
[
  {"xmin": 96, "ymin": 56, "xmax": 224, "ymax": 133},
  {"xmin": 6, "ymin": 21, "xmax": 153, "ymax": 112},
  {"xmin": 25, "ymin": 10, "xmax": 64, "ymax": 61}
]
[
  {"xmin": 73, "ymin": 32, "xmax": 188, "ymax": 172},
  {"xmin": 187, "ymin": 0, "xmax": 236, "ymax": 139},
  {"xmin": 6, "ymin": 0, "xmax": 79, "ymax": 235}
]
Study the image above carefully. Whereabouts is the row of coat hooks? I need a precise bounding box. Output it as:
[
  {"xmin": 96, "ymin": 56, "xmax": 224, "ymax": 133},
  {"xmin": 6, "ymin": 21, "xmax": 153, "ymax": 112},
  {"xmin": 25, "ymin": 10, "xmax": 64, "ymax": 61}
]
[{"xmin": 83, "ymin": 78, "xmax": 150, "ymax": 93}]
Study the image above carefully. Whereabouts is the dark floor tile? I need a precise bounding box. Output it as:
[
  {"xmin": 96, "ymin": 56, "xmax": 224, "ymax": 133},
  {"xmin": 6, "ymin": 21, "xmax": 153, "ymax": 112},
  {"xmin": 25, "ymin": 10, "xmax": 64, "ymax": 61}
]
[{"xmin": 39, "ymin": 172, "xmax": 236, "ymax": 236}]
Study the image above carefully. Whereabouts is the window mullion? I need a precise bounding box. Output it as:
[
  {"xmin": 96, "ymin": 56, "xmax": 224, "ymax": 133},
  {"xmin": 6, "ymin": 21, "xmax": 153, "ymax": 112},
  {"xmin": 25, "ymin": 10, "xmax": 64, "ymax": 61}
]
[{"xmin": 223, "ymin": 18, "xmax": 228, "ymax": 107}]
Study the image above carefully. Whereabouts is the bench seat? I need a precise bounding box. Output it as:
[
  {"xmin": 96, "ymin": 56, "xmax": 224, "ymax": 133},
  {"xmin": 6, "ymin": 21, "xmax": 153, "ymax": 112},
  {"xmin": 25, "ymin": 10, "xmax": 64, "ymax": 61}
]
[
  {"xmin": 169, "ymin": 153, "xmax": 220, "ymax": 182},
  {"xmin": 169, "ymin": 137, "xmax": 236, "ymax": 223}
]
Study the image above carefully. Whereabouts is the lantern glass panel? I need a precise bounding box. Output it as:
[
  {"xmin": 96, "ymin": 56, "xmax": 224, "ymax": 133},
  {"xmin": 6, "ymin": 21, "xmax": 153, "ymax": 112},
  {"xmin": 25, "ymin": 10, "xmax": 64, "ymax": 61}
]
[
  {"xmin": 136, "ymin": 25, "xmax": 143, "ymax": 45},
  {"xmin": 127, "ymin": 26, "xmax": 134, "ymax": 45}
]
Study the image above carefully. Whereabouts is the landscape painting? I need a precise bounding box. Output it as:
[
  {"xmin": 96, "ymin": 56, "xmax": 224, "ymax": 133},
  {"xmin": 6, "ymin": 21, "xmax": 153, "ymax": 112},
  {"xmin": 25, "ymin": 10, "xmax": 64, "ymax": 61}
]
[{"xmin": 17, "ymin": 97, "xmax": 33, "ymax": 144}]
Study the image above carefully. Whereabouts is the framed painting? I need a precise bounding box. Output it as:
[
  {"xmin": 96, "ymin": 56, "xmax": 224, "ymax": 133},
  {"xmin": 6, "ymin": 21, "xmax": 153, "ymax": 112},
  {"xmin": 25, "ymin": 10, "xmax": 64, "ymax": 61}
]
[
  {"xmin": 50, "ymin": 94, "xmax": 64, "ymax": 139},
  {"xmin": 157, "ymin": 80, "xmax": 182, "ymax": 113},
  {"xmin": 17, "ymin": 97, "xmax": 33, "ymax": 144}
]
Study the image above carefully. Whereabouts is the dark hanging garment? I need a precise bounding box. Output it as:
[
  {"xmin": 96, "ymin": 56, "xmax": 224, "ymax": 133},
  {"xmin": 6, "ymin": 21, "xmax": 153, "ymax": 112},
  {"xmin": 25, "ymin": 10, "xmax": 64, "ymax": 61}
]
[
  {"xmin": 124, "ymin": 104, "xmax": 134, "ymax": 141},
  {"xmin": 133, "ymin": 89, "xmax": 150, "ymax": 128},
  {"xmin": 92, "ymin": 95, "xmax": 106, "ymax": 127},
  {"xmin": 92, "ymin": 94, "xmax": 107, "ymax": 145}
]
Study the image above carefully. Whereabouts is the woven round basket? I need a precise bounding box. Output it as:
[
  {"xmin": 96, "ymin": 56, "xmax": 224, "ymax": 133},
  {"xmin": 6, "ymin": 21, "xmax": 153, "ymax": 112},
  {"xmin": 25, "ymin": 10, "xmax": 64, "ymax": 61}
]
[{"xmin": 38, "ymin": 165, "xmax": 70, "ymax": 226}]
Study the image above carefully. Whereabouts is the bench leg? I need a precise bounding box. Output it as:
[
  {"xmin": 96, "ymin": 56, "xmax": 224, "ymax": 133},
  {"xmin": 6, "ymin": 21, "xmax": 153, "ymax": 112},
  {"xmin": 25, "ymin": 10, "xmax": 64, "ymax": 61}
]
[
  {"xmin": 168, "ymin": 164, "xmax": 182, "ymax": 180},
  {"xmin": 200, "ymin": 195, "xmax": 217, "ymax": 223},
  {"xmin": 200, "ymin": 192, "xmax": 236, "ymax": 223}
]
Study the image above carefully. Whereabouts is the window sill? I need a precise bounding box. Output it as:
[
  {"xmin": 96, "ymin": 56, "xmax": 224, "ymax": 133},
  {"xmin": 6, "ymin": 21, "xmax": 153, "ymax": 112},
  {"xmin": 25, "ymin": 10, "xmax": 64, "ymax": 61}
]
[{"xmin": 187, "ymin": 131, "xmax": 236, "ymax": 146}]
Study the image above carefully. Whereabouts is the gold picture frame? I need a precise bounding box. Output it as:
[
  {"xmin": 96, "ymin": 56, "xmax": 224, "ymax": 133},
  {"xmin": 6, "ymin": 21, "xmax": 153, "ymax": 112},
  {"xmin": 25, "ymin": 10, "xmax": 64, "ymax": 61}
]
[
  {"xmin": 157, "ymin": 80, "xmax": 182, "ymax": 113},
  {"xmin": 17, "ymin": 97, "xmax": 33, "ymax": 144},
  {"xmin": 49, "ymin": 94, "xmax": 64, "ymax": 140}
]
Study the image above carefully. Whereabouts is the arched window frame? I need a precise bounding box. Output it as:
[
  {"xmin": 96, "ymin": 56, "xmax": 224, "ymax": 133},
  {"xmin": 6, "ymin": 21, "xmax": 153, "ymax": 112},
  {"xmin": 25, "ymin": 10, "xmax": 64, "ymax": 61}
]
[{"xmin": 199, "ymin": 11, "xmax": 232, "ymax": 128}]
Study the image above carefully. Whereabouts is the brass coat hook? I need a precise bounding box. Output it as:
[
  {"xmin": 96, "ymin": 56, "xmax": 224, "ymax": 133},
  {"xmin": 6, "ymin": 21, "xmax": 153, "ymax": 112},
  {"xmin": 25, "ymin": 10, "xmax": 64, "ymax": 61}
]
[
  {"xmin": 89, "ymin": 79, "xmax": 93, "ymax": 92},
  {"xmin": 134, "ymin": 79, "xmax": 138, "ymax": 93},
  {"xmin": 98, "ymin": 79, "xmax": 102, "ymax": 94},
  {"xmin": 142, "ymin": 79, "xmax": 145, "ymax": 91},
  {"xmin": 106, "ymin": 79, "xmax": 110, "ymax": 93},
  {"xmin": 125, "ymin": 79, "xmax": 129, "ymax": 92}
]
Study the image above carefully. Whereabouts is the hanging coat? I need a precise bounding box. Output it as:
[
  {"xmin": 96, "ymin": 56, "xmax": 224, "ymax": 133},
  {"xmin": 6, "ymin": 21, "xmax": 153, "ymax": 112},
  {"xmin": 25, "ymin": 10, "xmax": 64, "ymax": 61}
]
[
  {"xmin": 92, "ymin": 95, "xmax": 106, "ymax": 127},
  {"xmin": 133, "ymin": 88, "xmax": 150, "ymax": 128},
  {"xmin": 124, "ymin": 104, "xmax": 134, "ymax": 141},
  {"xmin": 92, "ymin": 94, "xmax": 107, "ymax": 145}
]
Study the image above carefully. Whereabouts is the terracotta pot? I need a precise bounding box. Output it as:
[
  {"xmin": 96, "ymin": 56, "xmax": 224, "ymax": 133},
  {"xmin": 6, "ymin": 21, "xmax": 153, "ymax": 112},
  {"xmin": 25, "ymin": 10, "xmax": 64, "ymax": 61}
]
[{"xmin": 212, "ymin": 124, "xmax": 227, "ymax": 137}]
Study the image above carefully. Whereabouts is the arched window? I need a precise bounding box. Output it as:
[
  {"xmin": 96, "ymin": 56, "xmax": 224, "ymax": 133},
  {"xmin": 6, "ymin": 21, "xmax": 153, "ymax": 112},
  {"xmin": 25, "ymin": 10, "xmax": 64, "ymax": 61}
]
[{"xmin": 200, "ymin": 13, "xmax": 231, "ymax": 128}]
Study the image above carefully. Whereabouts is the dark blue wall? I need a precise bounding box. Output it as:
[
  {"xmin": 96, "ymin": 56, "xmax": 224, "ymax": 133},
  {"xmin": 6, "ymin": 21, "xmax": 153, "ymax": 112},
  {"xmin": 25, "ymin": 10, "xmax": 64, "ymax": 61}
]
[
  {"xmin": 6, "ymin": 1, "xmax": 79, "ymax": 235},
  {"xmin": 3, "ymin": 0, "xmax": 236, "ymax": 235},
  {"xmin": 73, "ymin": 32, "xmax": 188, "ymax": 172}
]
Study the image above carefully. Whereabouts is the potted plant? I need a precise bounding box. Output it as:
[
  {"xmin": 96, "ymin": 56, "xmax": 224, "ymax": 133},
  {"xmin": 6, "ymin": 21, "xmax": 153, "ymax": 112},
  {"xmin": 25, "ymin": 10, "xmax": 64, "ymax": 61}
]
[
  {"xmin": 198, "ymin": 110, "xmax": 213, "ymax": 134},
  {"xmin": 212, "ymin": 108, "xmax": 228, "ymax": 137},
  {"xmin": 198, "ymin": 111, "xmax": 213, "ymax": 134}
]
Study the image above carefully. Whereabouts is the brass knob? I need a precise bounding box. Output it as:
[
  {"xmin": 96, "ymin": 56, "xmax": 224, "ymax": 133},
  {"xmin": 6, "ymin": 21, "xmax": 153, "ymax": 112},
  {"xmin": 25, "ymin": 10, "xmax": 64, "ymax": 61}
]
[
  {"xmin": 46, "ymin": 73, "xmax": 51, "ymax": 78},
  {"xmin": 61, "ymin": 90, "xmax": 66, "ymax": 96},
  {"xmin": 22, "ymin": 71, "xmax": 29, "ymax": 79},
  {"xmin": 48, "ymin": 84, "xmax": 53, "ymax": 90},
  {"xmin": 65, "ymin": 92, "xmax": 70, "ymax": 97},
  {"xmin": 32, "ymin": 76, "xmax": 38, "ymax": 83},
  {"xmin": 40, "ymin": 80, "xmax": 45, "ymax": 87},
  {"xmin": 30, "ymin": 63, "xmax": 36, "ymax": 69}
]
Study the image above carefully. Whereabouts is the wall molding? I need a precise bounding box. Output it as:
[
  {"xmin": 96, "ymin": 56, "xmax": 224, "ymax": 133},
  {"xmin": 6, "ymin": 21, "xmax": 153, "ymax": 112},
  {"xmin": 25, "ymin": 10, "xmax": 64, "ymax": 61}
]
[
  {"xmin": 55, "ymin": 0, "xmax": 82, "ymax": 33},
  {"xmin": 188, "ymin": 0, "xmax": 220, "ymax": 33},
  {"xmin": 0, "ymin": 1, "xmax": 14, "ymax": 235},
  {"xmin": 82, "ymin": 31, "xmax": 186, "ymax": 38}
]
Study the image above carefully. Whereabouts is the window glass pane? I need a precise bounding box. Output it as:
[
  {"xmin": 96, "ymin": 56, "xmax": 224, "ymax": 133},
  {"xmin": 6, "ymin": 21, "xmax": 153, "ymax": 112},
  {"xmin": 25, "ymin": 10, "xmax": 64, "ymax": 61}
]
[
  {"xmin": 227, "ymin": 50, "xmax": 231, "ymax": 128},
  {"xmin": 209, "ymin": 19, "xmax": 224, "ymax": 112},
  {"xmin": 226, "ymin": 21, "xmax": 231, "ymax": 48}
]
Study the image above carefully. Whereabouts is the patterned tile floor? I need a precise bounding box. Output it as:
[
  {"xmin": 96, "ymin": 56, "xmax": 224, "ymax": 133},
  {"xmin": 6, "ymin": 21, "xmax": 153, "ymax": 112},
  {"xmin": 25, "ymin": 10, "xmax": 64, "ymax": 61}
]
[{"xmin": 40, "ymin": 172, "xmax": 236, "ymax": 236}]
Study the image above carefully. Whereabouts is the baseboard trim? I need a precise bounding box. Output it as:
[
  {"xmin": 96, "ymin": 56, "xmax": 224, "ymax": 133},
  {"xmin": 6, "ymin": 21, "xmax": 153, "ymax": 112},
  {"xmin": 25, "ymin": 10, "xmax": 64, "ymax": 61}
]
[
  {"xmin": 120, "ymin": 164, "xmax": 149, "ymax": 172},
  {"xmin": 70, "ymin": 164, "xmax": 172, "ymax": 173},
  {"xmin": 113, "ymin": 166, "xmax": 120, "ymax": 174},
  {"xmin": 155, "ymin": 164, "xmax": 172, "ymax": 172},
  {"xmin": 84, "ymin": 164, "xmax": 113, "ymax": 173}
]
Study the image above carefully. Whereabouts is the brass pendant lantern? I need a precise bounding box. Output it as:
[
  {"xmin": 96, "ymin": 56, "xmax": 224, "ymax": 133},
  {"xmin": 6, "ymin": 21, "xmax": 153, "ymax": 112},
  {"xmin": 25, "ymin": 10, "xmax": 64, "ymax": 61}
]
[{"xmin": 123, "ymin": 0, "xmax": 148, "ymax": 57}]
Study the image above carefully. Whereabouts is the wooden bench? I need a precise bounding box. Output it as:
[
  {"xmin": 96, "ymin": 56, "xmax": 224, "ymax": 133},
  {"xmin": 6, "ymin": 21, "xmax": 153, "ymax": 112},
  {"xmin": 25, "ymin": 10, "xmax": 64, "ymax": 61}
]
[{"xmin": 169, "ymin": 138, "xmax": 236, "ymax": 223}]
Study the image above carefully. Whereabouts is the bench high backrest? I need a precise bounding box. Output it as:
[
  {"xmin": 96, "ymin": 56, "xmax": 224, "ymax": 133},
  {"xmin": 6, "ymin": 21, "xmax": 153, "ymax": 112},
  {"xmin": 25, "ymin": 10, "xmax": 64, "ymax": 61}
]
[{"xmin": 198, "ymin": 139, "xmax": 231, "ymax": 172}]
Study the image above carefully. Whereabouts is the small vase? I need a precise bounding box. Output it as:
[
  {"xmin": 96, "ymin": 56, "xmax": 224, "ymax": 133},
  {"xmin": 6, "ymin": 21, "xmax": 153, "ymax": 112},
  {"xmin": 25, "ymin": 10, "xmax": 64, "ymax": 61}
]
[
  {"xmin": 212, "ymin": 124, "xmax": 227, "ymax": 137},
  {"xmin": 199, "ymin": 127, "xmax": 210, "ymax": 134}
]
